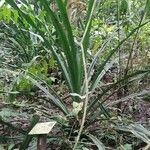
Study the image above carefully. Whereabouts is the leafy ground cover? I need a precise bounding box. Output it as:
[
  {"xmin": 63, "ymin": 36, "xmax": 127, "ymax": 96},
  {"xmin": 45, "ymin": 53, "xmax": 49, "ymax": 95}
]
[{"xmin": 0, "ymin": 0, "xmax": 150, "ymax": 149}]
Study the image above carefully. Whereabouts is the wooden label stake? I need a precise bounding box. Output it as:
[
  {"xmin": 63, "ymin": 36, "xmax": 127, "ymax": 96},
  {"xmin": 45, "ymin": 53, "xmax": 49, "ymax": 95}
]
[{"xmin": 29, "ymin": 122, "xmax": 56, "ymax": 150}]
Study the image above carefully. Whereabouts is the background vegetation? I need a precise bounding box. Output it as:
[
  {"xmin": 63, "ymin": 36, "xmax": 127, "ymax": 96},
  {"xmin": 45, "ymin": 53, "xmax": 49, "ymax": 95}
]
[{"xmin": 0, "ymin": 0, "xmax": 150, "ymax": 149}]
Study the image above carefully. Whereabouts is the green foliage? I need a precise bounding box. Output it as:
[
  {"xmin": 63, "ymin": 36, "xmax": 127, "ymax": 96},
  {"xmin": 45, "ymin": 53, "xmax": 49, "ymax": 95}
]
[
  {"xmin": 117, "ymin": 144, "xmax": 132, "ymax": 150},
  {"xmin": 117, "ymin": 124, "xmax": 150, "ymax": 144},
  {"xmin": 13, "ymin": 59, "xmax": 52, "ymax": 92},
  {"xmin": 0, "ymin": 0, "xmax": 150, "ymax": 149},
  {"xmin": 120, "ymin": 0, "xmax": 129, "ymax": 15},
  {"xmin": 87, "ymin": 134, "xmax": 105, "ymax": 150},
  {"xmin": 146, "ymin": 0, "xmax": 150, "ymax": 17}
]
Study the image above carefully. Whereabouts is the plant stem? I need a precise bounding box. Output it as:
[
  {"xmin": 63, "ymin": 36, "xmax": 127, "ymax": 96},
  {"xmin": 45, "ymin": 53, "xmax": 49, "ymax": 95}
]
[
  {"xmin": 73, "ymin": 1, "xmax": 97, "ymax": 149},
  {"xmin": 73, "ymin": 43, "xmax": 89, "ymax": 150},
  {"xmin": 125, "ymin": 0, "xmax": 147, "ymax": 74}
]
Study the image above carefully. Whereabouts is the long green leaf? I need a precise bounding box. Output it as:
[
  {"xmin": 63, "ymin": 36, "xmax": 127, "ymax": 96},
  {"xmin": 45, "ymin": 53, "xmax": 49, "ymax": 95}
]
[
  {"xmin": 56, "ymin": 0, "xmax": 82, "ymax": 94},
  {"xmin": 25, "ymin": 75, "xmax": 69, "ymax": 115},
  {"xmin": 90, "ymin": 21, "xmax": 150, "ymax": 92},
  {"xmin": 0, "ymin": 68, "xmax": 69, "ymax": 115},
  {"xmin": 87, "ymin": 134, "xmax": 105, "ymax": 150},
  {"xmin": 6, "ymin": 0, "xmax": 74, "ymax": 94},
  {"xmin": 88, "ymin": 69, "xmax": 150, "ymax": 113},
  {"xmin": 38, "ymin": 0, "xmax": 81, "ymax": 95},
  {"xmin": 5, "ymin": 0, "xmax": 36, "ymax": 28},
  {"xmin": 82, "ymin": 0, "xmax": 99, "ymax": 54}
]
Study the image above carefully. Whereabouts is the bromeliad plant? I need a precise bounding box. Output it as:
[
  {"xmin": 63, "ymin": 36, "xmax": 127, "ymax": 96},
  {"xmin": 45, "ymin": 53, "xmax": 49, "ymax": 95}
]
[{"xmin": 1, "ymin": 0, "xmax": 150, "ymax": 149}]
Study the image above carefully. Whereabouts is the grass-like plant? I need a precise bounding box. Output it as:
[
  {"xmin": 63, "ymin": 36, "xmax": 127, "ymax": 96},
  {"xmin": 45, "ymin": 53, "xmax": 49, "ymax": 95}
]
[{"xmin": 0, "ymin": 0, "xmax": 150, "ymax": 149}]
